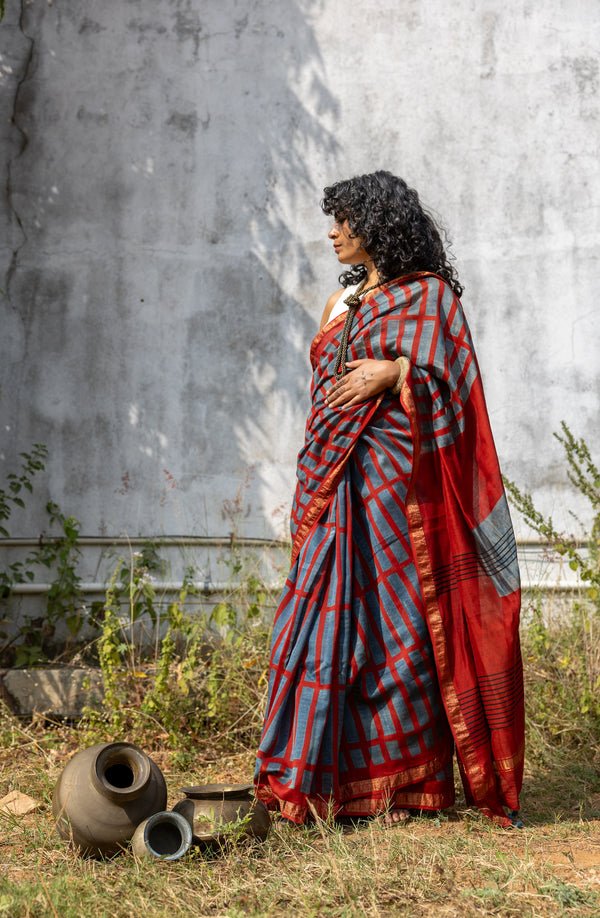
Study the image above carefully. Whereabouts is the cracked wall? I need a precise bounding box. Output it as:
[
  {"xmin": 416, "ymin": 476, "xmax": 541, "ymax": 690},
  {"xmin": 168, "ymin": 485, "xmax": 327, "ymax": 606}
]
[{"xmin": 0, "ymin": 0, "xmax": 599, "ymax": 555}]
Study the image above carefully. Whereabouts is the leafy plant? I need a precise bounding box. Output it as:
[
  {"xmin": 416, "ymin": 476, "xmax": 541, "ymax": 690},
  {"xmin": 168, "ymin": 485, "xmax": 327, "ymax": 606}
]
[
  {"xmin": 139, "ymin": 579, "xmax": 206, "ymax": 747},
  {"xmin": 95, "ymin": 561, "xmax": 126, "ymax": 732},
  {"xmin": 82, "ymin": 543, "xmax": 273, "ymax": 755},
  {"xmin": 1, "ymin": 447, "xmax": 85, "ymax": 665},
  {"xmin": 28, "ymin": 502, "xmax": 84, "ymax": 643},
  {"xmin": 504, "ymin": 423, "xmax": 600, "ymax": 760},
  {"xmin": 0, "ymin": 443, "xmax": 48, "ymax": 588},
  {"xmin": 1, "ymin": 513, "xmax": 85, "ymax": 667},
  {"xmin": 503, "ymin": 421, "xmax": 600, "ymax": 604}
]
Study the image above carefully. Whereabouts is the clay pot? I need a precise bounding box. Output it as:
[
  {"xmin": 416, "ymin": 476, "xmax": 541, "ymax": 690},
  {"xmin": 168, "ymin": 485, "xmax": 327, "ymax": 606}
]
[
  {"xmin": 52, "ymin": 741, "xmax": 167, "ymax": 858},
  {"xmin": 173, "ymin": 783, "xmax": 271, "ymax": 849},
  {"xmin": 130, "ymin": 811, "xmax": 192, "ymax": 861}
]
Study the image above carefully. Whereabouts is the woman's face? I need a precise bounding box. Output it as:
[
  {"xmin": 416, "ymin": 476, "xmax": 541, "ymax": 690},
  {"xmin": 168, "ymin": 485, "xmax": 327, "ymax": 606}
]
[{"xmin": 328, "ymin": 217, "xmax": 370, "ymax": 266}]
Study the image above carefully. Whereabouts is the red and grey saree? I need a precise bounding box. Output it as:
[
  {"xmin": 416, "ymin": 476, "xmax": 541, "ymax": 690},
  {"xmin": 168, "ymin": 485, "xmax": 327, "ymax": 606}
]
[{"xmin": 254, "ymin": 273, "xmax": 524, "ymax": 827}]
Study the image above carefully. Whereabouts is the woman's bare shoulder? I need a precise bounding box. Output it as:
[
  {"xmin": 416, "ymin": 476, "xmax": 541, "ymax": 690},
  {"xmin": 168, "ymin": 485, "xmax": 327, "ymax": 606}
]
[{"xmin": 319, "ymin": 287, "xmax": 346, "ymax": 330}]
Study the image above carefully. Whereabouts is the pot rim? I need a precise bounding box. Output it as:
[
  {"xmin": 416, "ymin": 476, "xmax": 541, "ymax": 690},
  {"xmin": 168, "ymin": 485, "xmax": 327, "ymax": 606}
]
[
  {"xmin": 141, "ymin": 811, "xmax": 193, "ymax": 860},
  {"xmin": 177, "ymin": 782, "xmax": 254, "ymax": 800},
  {"xmin": 93, "ymin": 742, "xmax": 152, "ymax": 800}
]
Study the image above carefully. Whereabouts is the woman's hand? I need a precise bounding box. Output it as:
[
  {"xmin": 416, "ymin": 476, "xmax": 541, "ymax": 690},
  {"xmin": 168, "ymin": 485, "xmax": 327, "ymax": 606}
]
[{"xmin": 325, "ymin": 358, "xmax": 401, "ymax": 409}]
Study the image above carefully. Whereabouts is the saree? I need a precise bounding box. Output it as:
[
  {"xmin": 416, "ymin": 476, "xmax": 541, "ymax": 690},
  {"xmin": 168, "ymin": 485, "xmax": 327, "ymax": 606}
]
[{"xmin": 254, "ymin": 273, "xmax": 524, "ymax": 827}]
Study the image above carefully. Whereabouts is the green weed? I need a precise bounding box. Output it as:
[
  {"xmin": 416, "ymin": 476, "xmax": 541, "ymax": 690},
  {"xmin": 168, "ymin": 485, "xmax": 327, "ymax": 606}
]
[
  {"xmin": 1, "ymin": 445, "xmax": 85, "ymax": 665},
  {"xmin": 506, "ymin": 423, "xmax": 600, "ymax": 762}
]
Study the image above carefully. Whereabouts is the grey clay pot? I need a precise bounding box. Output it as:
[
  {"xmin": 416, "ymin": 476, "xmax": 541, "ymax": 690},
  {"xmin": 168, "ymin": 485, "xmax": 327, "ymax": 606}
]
[
  {"xmin": 173, "ymin": 783, "xmax": 271, "ymax": 849},
  {"xmin": 130, "ymin": 810, "xmax": 193, "ymax": 861},
  {"xmin": 52, "ymin": 741, "xmax": 167, "ymax": 857}
]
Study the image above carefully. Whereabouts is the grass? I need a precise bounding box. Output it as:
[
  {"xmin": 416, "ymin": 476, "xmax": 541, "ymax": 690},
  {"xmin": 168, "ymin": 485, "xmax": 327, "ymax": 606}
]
[
  {"xmin": 4, "ymin": 423, "xmax": 600, "ymax": 914},
  {"xmin": 1, "ymin": 694, "xmax": 600, "ymax": 917},
  {"xmin": 1, "ymin": 780, "xmax": 600, "ymax": 917},
  {"xmin": 1, "ymin": 584, "xmax": 600, "ymax": 918}
]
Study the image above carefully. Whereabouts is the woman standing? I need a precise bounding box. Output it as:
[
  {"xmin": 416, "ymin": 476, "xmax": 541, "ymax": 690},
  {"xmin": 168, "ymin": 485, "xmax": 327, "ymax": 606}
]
[{"xmin": 254, "ymin": 171, "xmax": 524, "ymax": 827}]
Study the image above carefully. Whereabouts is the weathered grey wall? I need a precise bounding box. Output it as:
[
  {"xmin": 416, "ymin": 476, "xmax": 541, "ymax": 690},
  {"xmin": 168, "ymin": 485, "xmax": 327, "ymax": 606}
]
[{"xmin": 1, "ymin": 0, "xmax": 599, "ymax": 560}]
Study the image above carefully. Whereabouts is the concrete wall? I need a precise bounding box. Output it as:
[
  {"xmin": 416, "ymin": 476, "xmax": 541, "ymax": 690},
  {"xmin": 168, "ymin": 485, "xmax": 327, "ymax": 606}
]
[{"xmin": 1, "ymin": 0, "xmax": 599, "ymax": 566}]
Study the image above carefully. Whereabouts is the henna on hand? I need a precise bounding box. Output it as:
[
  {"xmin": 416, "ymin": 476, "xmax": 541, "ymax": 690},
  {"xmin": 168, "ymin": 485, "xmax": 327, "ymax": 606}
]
[{"xmin": 325, "ymin": 358, "xmax": 402, "ymax": 408}]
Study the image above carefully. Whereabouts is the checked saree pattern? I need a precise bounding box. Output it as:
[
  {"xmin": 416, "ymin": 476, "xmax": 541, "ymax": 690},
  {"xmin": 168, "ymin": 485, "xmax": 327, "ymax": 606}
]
[{"xmin": 255, "ymin": 274, "xmax": 524, "ymax": 826}]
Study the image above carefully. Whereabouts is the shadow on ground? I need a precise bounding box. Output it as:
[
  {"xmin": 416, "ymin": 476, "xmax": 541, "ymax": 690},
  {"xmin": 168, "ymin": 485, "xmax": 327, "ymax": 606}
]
[{"xmin": 521, "ymin": 758, "xmax": 600, "ymax": 825}]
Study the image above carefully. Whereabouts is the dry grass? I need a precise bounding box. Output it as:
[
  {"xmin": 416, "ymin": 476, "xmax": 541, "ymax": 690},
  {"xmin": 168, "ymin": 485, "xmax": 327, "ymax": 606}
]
[
  {"xmin": 2, "ymin": 593, "xmax": 600, "ymax": 918},
  {"xmin": 1, "ymin": 714, "xmax": 600, "ymax": 918}
]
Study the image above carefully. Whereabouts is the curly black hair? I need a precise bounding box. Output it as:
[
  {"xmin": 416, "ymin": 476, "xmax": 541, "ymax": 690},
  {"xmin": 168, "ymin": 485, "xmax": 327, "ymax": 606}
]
[{"xmin": 321, "ymin": 170, "xmax": 463, "ymax": 298}]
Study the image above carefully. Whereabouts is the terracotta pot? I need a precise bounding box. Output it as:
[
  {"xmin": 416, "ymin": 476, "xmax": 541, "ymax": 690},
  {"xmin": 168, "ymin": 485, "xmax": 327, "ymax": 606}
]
[
  {"xmin": 130, "ymin": 811, "xmax": 192, "ymax": 861},
  {"xmin": 52, "ymin": 741, "xmax": 167, "ymax": 858},
  {"xmin": 173, "ymin": 783, "xmax": 271, "ymax": 849}
]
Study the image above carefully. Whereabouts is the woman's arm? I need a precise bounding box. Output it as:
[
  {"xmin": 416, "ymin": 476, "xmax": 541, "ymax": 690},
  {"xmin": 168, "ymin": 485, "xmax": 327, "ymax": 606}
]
[
  {"xmin": 325, "ymin": 357, "xmax": 407, "ymax": 408},
  {"xmin": 319, "ymin": 288, "xmax": 345, "ymax": 331}
]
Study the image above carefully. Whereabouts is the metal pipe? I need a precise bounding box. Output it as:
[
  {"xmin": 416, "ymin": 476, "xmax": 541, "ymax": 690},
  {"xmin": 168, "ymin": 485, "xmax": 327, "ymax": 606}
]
[
  {"xmin": 1, "ymin": 536, "xmax": 588, "ymax": 595},
  {"xmin": 9, "ymin": 580, "xmax": 282, "ymax": 596},
  {"xmin": 1, "ymin": 535, "xmax": 585, "ymax": 547},
  {"xmin": 0, "ymin": 535, "xmax": 289, "ymax": 548},
  {"xmin": 7, "ymin": 579, "xmax": 583, "ymax": 596}
]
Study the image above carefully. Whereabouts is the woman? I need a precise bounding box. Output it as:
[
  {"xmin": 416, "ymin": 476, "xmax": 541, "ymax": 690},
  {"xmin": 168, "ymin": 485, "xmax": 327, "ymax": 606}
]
[{"xmin": 254, "ymin": 171, "xmax": 524, "ymax": 827}]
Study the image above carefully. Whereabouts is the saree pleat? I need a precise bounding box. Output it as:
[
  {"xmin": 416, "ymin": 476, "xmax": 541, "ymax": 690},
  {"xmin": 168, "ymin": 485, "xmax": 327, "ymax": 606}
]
[{"xmin": 255, "ymin": 273, "xmax": 524, "ymax": 826}]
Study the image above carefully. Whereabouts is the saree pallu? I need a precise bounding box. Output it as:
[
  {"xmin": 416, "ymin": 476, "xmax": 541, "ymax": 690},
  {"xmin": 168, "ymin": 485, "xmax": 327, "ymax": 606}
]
[{"xmin": 254, "ymin": 273, "xmax": 524, "ymax": 826}]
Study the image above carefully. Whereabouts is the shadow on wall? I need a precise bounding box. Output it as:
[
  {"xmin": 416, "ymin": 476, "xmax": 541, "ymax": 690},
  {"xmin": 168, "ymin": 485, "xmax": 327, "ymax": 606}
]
[
  {"xmin": 1, "ymin": 0, "xmax": 341, "ymax": 540},
  {"xmin": 173, "ymin": 0, "xmax": 343, "ymax": 539}
]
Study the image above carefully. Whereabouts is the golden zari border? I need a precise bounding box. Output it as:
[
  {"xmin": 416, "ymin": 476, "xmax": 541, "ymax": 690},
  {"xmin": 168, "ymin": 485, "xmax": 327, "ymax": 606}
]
[
  {"xmin": 291, "ymin": 393, "xmax": 384, "ymax": 565},
  {"xmin": 401, "ymin": 382, "xmax": 493, "ymax": 805},
  {"xmin": 336, "ymin": 748, "xmax": 452, "ymax": 802},
  {"xmin": 494, "ymin": 743, "xmax": 525, "ymax": 773}
]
